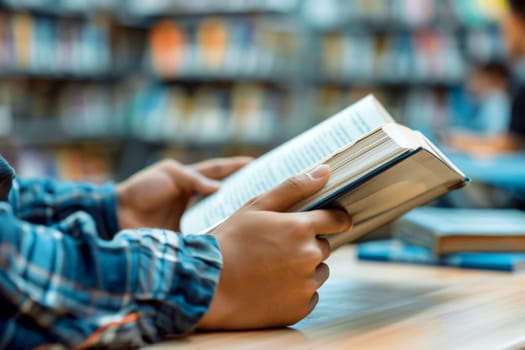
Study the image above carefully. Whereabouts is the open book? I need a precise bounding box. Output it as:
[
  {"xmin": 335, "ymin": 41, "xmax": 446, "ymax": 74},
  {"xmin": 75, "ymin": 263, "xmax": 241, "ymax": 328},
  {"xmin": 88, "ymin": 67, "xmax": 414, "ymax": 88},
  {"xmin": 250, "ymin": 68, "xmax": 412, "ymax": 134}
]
[{"xmin": 181, "ymin": 95, "xmax": 468, "ymax": 249}]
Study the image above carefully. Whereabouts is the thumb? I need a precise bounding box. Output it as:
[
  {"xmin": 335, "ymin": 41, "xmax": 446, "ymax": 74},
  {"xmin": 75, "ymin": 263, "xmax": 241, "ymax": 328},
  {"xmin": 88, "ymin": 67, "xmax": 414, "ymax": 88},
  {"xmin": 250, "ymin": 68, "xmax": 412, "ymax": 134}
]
[{"xmin": 251, "ymin": 164, "xmax": 330, "ymax": 212}]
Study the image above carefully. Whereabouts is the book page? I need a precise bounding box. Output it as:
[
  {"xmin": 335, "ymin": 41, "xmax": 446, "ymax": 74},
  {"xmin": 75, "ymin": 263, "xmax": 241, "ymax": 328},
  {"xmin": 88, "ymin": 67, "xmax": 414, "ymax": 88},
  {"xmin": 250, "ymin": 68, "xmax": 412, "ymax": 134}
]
[
  {"xmin": 181, "ymin": 95, "xmax": 394, "ymax": 234},
  {"xmin": 325, "ymin": 150, "xmax": 466, "ymax": 249}
]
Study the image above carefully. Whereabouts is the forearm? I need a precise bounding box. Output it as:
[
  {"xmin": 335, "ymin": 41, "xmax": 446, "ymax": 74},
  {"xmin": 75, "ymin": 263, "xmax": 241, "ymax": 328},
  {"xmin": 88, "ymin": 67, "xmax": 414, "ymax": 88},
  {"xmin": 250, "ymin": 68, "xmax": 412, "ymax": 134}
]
[
  {"xmin": 0, "ymin": 203, "xmax": 222, "ymax": 349},
  {"xmin": 10, "ymin": 178, "xmax": 120, "ymax": 239}
]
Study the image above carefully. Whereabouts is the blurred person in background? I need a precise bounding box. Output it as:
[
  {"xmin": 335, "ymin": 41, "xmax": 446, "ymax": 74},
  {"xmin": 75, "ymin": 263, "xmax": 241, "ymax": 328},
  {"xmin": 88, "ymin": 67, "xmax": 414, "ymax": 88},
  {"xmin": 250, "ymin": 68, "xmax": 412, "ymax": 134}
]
[
  {"xmin": 447, "ymin": 61, "xmax": 512, "ymax": 156},
  {"xmin": 447, "ymin": 0, "xmax": 525, "ymax": 156},
  {"xmin": 504, "ymin": 0, "xmax": 525, "ymax": 146},
  {"xmin": 442, "ymin": 0, "xmax": 525, "ymax": 208}
]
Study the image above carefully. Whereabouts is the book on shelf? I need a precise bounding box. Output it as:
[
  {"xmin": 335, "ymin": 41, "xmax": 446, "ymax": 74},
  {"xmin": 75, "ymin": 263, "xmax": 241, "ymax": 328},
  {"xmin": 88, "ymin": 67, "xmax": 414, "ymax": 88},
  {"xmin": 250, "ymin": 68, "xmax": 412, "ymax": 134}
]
[
  {"xmin": 15, "ymin": 148, "xmax": 111, "ymax": 182},
  {"xmin": 148, "ymin": 18, "xmax": 293, "ymax": 79},
  {"xmin": 128, "ymin": 0, "xmax": 298, "ymax": 16},
  {"xmin": 0, "ymin": 12, "xmax": 111, "ymax": 75},
  {"xmin": 357, "ymin": 239, "xmax": 525, "ymax": 272},
  {"xmin": 394, "ymin": 207, "xmax": 525, "ymax": 255},
  {"xmin": 320, "ymin": 31, "xmax": 464, "ymax": 83},
  {"xmin": 2, "ymin": 0, "xmax": 120, "ymax": 13},
  {"xmin": 449, "ymin": 0, "xmax": 507, "ymax": 26},
  {"xmin": 181, "ymin": 95, "xmax": 468, "ymax": 248},
  {"xmin": 304, "ymin": 0, "xmax": 500, "ymax": 28},
  {"xmin": 125, "ymin": 82, "xmax": 283, "ymax": 143}
]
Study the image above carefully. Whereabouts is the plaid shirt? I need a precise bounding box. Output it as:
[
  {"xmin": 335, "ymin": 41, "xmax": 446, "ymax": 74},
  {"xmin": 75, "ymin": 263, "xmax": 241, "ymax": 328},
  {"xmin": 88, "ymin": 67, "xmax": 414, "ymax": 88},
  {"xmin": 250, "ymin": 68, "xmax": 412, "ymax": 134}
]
[{"xmin": 0, "ymin": 156, "xmax": 222, "ymax": 349}]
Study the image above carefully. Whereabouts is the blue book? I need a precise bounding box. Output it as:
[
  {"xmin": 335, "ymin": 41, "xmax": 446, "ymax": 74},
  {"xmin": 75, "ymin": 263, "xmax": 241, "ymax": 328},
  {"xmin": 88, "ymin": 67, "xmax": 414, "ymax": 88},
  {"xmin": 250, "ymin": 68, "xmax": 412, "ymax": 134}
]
[
  {"xmin": 357, "ymin": 240, "xmax": 525, "ymax": 272},
  {"xmin": 394, "ymin": 207, "xmax": 525, "ymax": 255}
]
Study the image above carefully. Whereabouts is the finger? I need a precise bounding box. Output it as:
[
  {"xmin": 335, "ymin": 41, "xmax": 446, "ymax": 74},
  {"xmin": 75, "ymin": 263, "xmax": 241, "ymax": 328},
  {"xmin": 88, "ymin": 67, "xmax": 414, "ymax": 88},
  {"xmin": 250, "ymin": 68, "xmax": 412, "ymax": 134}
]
[
  {"xmin": 306, "ymin": 292, "xmax": 320, "ymax": 316},
  {"xmin": 183, "ymin": 167, "xmax": 221, "ymax": 194},
  {"xmin": 291, "ymin": 209, "xmax": 352, "ymax": 235},
  {"xmin": 313, "ymin": 263, "xmax": 330, "ymax": 288},
  {"xmin": 251, "ymin": 165, "xmax": 330, "ymax": 212},
  {"xmin": 287, "ymin": 291, "xmax": 320, "ymax": 326},
  {"xmin": 317, "ymin": 237, "xmax": 331, "ymax": 262},
  {"xmin": 162, "ymin": 160, "xmax": 221, "ymax": 195},
  {"xmin": 310, "ymin": 209, "xmax": 352, "ymax": 235},
  {"xmin": 192, "ymin": 157, "xmax": 254, "ymax": 180}
]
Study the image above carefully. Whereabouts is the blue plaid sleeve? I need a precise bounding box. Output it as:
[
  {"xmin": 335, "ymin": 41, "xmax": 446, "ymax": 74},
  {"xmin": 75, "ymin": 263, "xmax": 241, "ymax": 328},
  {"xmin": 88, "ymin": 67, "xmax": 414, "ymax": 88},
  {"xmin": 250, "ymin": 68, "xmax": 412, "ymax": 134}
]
[
  {"xmin": 9, "ymin": 178, "xmax": 120, "ymax": 240},
  {"xmin": 0, "ymin": 202, "xmax": 222, "ymax": 349}
]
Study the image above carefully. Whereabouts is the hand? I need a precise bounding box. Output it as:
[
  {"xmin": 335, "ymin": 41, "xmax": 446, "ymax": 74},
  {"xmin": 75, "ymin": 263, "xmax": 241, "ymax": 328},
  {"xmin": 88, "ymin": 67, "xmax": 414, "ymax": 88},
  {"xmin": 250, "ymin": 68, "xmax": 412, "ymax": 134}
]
[
  {"xmin": 116, "ymin": 157, "xmax": 252, "ymax": 231},
  {"xmin": 198, "ymin": 165, "xmax": 352, "ymax": 330}
]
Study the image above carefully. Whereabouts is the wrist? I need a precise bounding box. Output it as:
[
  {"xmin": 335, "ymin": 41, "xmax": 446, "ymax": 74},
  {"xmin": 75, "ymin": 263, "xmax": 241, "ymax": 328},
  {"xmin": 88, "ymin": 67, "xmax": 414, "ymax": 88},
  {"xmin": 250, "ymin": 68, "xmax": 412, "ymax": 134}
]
[
  {"xmin": 196, "ymin": 235, "xmax": 226, "ymax": 329},
  {"xmin": 91, "ymin": 182, "xmax": 121, "ymax": 239},
  {"xmin": 197, "ymin": 280, "xmax": 231, "ymax": 330}
]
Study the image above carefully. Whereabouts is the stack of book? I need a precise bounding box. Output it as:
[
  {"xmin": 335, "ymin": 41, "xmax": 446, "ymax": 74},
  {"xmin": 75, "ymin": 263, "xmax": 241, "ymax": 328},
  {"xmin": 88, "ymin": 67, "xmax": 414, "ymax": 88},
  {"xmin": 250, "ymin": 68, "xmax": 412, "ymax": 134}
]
[{"xmin": 357, "ymin": 207, "xmax": 525, "ymax": 272}]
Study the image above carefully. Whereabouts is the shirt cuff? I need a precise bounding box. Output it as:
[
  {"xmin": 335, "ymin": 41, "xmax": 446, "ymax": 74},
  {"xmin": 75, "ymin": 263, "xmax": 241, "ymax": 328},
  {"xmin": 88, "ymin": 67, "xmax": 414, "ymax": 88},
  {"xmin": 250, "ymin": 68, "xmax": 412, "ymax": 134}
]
[
  {"xmin": 96, "ymin": 182, "xmax": 120, "ymax": 240},
  {"xmin": 154, "ymin": 234, "xmax": 223, "ymax": 337}
]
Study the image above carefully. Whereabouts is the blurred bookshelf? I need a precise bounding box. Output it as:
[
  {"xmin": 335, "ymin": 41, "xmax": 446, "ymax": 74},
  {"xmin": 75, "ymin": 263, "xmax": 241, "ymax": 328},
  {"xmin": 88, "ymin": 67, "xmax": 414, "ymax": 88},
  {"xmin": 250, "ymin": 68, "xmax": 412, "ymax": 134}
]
[{"xmin": 0, "ymin": 0, "xmax": 511, "ymax": 181}]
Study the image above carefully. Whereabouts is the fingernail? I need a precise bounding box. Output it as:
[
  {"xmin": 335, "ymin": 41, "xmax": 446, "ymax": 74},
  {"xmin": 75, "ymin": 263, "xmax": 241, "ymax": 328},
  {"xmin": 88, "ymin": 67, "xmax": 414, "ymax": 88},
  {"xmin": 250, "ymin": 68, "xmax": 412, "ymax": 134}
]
[{"xmin": 307, "ymin": 164, "xmax": 330, "ymax": 180}]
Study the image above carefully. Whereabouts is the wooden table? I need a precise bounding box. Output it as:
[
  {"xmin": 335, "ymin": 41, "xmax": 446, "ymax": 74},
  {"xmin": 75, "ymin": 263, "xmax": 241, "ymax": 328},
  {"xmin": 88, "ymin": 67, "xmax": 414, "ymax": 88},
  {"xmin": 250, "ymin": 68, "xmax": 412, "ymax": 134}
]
[{"xmin": 147, "ymin": 246, "xmax": 525, "ymax": 350}]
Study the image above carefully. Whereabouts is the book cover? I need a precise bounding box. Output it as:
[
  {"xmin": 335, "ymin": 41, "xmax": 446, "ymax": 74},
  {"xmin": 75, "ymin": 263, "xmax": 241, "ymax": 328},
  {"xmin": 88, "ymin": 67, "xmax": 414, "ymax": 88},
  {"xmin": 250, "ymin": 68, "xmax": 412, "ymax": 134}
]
[{"xmin": 394, "ymin": 207, "xmax": 525, "ymax": 255}]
